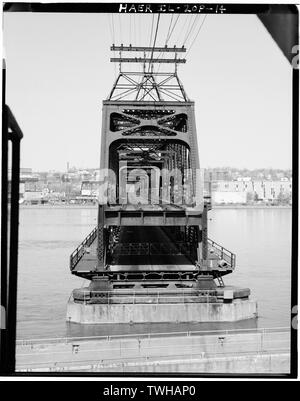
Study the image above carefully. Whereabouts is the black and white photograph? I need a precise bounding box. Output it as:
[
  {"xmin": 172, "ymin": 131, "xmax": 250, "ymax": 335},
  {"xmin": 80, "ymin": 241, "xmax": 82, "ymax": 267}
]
[{"xmin": 0, "ymin": 1, "xmax": 298, "ymax": 381}]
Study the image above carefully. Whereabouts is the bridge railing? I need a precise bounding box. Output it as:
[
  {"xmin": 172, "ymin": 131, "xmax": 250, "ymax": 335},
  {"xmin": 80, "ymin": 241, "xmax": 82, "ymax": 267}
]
[
  {"xmin": 113, "ymin": 241, "xmax": 192, "ymax": 256},
  {"xmin": 70, "ymin": 227, "xmax": 97, "ymax": 271},
  {"xmin": 70, "ymin": 288, "xmax": 218, "ymax": 305},
  {"xmin": 208, "ymin": 238, "xmax": 236, "ymax": 269},
  {"xmin": 16, "ymin": 327, "xmax": 290, "ymax": 347}
]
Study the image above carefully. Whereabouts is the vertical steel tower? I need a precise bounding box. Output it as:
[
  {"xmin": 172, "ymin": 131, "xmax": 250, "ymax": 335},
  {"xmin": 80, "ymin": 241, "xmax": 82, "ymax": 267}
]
[{"xmin": 68, "ymin": 45, "xmax": 256, "ymax": 324}]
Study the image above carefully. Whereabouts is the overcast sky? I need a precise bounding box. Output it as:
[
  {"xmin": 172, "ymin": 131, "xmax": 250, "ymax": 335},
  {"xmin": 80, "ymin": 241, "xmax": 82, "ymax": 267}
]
[{"xmin": 3, "ymin": 12, "xmax": 292, "ymax": 171}]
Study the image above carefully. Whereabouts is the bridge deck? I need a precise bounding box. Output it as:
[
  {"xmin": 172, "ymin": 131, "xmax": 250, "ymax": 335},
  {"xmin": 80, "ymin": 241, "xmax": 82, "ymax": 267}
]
[
  {"xmin": 71, "ymin": 227, "xmax": 235, "ymax": 276},
  {"xmin": 72, "ymin": 227, "xmax": 195, "ymax": 274},
  {"xmin": 109, "ymin": 226, "xmax": 195, "ymax": 271}
]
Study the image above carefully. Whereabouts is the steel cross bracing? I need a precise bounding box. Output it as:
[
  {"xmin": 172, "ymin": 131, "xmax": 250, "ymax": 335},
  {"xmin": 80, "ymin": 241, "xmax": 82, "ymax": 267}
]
[
  {"xmin": 108, "ymin": 72, "xmax": 188, "ymax": 102},
  {"xmin": 108, "ymin": 45, "xmax": 188, "ymax": 102}
]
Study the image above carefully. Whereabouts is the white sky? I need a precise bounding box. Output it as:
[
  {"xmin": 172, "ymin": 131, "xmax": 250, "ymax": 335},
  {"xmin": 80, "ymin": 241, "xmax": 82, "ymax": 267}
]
[{"xmin": 3, "ymin": 12, "xmax": 293, "ymax": 171}]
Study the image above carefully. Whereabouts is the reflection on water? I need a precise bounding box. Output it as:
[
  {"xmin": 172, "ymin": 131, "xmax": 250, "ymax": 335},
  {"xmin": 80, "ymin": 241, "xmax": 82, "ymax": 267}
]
[{"xmin": 17, "ymin": 206, "xmax": 291, "ymax": 339}]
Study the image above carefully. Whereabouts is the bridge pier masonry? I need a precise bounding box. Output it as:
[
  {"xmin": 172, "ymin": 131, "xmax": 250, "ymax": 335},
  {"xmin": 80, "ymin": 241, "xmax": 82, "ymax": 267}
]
[{"xmin": 67, "ymin": 44, "xmax": 258, "ymax": 326}]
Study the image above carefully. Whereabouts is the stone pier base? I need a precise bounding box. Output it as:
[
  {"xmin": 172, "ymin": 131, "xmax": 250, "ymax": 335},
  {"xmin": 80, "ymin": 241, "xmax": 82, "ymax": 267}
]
[{"xmin": 66, "ymin": 298, "xmax": 258, "ymax": 324}]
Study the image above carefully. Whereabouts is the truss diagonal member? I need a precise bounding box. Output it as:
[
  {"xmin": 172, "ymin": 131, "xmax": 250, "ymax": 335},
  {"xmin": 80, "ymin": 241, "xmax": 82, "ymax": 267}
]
[
  {"xmin": 175, "ymin": 74, "xmax": 188, "ymax": 101},
  {"xmin": 157, "ymin": 88, "xmax": 186, "ymax": 102},
  {"xmin": 139, "ymin": 84, "xmax": 160, "ymax": 101},
  {"xmin": 138, "ymin": 75, "xmax": 162, "ymax": 101},
  {"xmin": 139, "ymin": 88, "xmax": 158, "ymax": 102},
  {"xmin": 135, "ymin": 77, "xmax": 145, "ymax": 101},
  {"xmin": 156, "ymin": 74, "xmax": 176, "ymax": 87},
  {"xmin": 111, "ymin": 87, "xmax": 140, "ymax": 101},
  {"xmin": 157, "ymin": 74, "xmax": 187, "ymax": 101},
  {"xmin": 112, "ymin": 120, "xmax": 141, "ymax": 136},
  {"xmin": 122, "ymin": 74, "xmax": 140, "ymax": 86},
  {"xmin": 108, "ymin": 73, "xmax": 122, "ymax": 100}
]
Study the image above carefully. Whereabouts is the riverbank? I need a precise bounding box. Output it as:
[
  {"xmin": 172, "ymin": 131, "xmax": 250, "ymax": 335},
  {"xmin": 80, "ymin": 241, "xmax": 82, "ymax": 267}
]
[
  {"xmin": 16, "ymin": 327, "xmax": 290, "ymax": 374},
  {"xmin": 213, "ymin": 205, "xmax": 292, "ymax": 209}
]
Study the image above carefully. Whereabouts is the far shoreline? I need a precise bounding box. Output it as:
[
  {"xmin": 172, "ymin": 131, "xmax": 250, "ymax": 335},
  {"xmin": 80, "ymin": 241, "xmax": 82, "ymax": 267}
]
[
  {"xmin": 212, "ymin": 204, "xmax": 292, "ymax": 209},
  {"xmin": 19, "ymin": 204, "xmax": 292, "ymax": 210}
]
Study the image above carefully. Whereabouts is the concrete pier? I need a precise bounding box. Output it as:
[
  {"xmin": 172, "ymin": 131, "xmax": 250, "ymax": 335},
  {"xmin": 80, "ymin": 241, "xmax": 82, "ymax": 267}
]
[{"xmin": 67, "ymin": 297, "xmax": 258, "ymax": 324}]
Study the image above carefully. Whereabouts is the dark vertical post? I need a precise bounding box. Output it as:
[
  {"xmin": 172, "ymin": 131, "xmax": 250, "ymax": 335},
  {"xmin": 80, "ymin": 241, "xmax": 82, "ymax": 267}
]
[
  {"xmin": 202, "ymin": 204, "xmax": 208, "ymax": 261},
  {"xmin": 0, "ymin": 62, "xmax": 8, "ymax": 374},
  {"xmin": 6, "ymin": 126, "xmax": 22, "ymax": 373},
  {"xmin": 196, "ymin": 226, "xmax": 202, "ymax": 263},
  {"xmin": 97, "ymin": 205, "xmax": 106, "ymax": 270},
  {"xmin": 291, "ymin": 61, "xmax": 298, "ymax": 379}
]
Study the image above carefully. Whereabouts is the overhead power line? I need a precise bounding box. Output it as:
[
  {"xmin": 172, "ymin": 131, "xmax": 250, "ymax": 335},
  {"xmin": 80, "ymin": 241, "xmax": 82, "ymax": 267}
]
[
  {"xmin": 175, "ymin": 15, "xmax": 189, "ymax": 44},
  {"xmin": 111, "ymin": 14, "xmax": 115, "ymax": 43},
  {"xmin": 166, "ymin": 14, "xmax": 180, "ymax": 45},
  {"xmin": 183, "ymin": 15, "xmax": 199, "ymax": 46},
  {"xmin": 182, "ymin": 15, "xmax": 194, "ymax": 44},
  {"xmin": 155, "ymin": 14, "xmax": 180, "ymax": 74},
  {"xmin": 118, "ymin": 14, "xmax": 122, "ymax": 42},
  {"xmin": 148, "ymin": 14, "xmax": 155, "ymax": 49},
  {"xmin": 186, "ymin": 15, "xmax": 208, "ymax": 56},
  {"xmin": 165, "ymin": 15, "xmax": 174, "ymax": 46},
  {"xmin": 148, "ymin": 14, "xmax": 161, "ymax": 72}
]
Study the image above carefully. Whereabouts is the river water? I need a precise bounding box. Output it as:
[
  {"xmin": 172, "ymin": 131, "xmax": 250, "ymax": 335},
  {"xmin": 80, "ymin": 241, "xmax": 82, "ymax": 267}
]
[{"xmin": 16, "ymin": 206, "xmax": 292, "ymax": 339}]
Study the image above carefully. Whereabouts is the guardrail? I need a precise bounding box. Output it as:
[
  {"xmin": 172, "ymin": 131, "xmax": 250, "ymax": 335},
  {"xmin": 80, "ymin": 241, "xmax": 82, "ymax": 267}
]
[
  {"xmin": 16, "ymin": 347, "xmax": 290, "ymax": 372},
  {"xmin": 113, "ymin": 241, "xmax": 192, "ymax": 256},
  {"xmin": 16, "ymin": 327, "xmax": 290, "ymax": 347},
  {"xmin": 16, "ymin": 328, "xmax": 290, "ymax": 372},
  {"xmin": 71, "ymin": 289, "xmax": 218, "ymax": 305},
  {"xmin": 70, "ymin": 227, "xmax": 97, "ymax": 271},
  {"xmin": 208, "ymin": 238, "xmax": 236, "ymax": 269}
]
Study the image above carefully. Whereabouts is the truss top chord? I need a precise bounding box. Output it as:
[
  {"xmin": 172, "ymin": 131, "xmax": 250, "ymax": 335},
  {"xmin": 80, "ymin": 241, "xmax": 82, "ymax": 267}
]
[
  {"xmin": 111, "ymin": 45, "xmax": 186, "ymax": 53},
  {"xmin": 110, "ymin": 57, "xmax": 186, "ymax": 64}
]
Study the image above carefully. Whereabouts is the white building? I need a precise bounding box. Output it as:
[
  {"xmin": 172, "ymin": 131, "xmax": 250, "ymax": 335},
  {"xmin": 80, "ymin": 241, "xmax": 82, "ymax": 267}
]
[
  {"xmin": 211, "ymin": 179, "xmax": 292, "ymax": 204},
  {"xmin": 213, "ymin": 191, "xmax": 247, "ymax": 204}
]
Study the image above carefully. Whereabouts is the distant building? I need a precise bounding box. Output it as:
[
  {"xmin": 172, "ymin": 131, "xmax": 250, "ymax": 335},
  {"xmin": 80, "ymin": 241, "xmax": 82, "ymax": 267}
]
[
  {"xmin": 211, "ymin": 179, "xmax": 292, "ymax": 205},
  {"xmin": 237, "ymin": 176, "xmax": 252, "ymax": 182},
  {"xmin": 213, "ymin": 191, "xmax": 247, "ymax": 204}
]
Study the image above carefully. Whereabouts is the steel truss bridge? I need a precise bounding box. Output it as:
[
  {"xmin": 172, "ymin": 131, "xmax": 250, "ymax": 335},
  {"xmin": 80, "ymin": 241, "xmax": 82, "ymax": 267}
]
[{"xmin": 70, "ymin": 44, "xmax": 236, "ymax": 296}]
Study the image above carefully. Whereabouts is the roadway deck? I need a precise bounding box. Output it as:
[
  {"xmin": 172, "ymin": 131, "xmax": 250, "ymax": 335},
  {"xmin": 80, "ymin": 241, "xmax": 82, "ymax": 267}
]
[
  {"xmin": 72, "ymin": 226, "xmax": 195, "ymax": 274},
  {"xmin": 109, "ymin": 226, "xmax": 194, "ymax": 271}
]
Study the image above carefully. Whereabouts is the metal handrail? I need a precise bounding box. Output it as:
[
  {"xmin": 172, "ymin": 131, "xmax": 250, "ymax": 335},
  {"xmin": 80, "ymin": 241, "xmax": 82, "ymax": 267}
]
[
  {"xmin": 113, "ymin": 241, "xmax": 192, "ymax": 256},
  {"xmin": 17, "ymin": 349, "xmax": 291, "ymax": 372},
  {"xmin": 17, "ymin": 348, "xmax": 291, "ymax": 371},
  {"xmin": 16, "ymin": 327, "xmax": 290, "ymax": 347},
  {"xmin": 70, "ymin": 227, "xmax": 97, "ymax": 271},
  {"xmin": 208, "ymin": 238, "xmax": 236, "ymax": 269}
]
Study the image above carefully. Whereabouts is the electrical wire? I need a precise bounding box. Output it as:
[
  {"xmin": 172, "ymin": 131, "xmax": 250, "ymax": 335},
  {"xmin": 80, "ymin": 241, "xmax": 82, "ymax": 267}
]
[
  {"xmin": 148, "ymin": 14, "xmax": 161, "ymax": 72},
  {"xmin": 175, "ymin": 15, "xmax": 189, "ymax": 45},
  {"xmin": 156, "ymin": 14, "xmax": 180, "ymax": 74},
  {"xmin": 129, "ymin": 14, "xmax": 132, "ymax": 45},
  {"xmin": 111, "ymin": 15, "xmax": 117, "ymax": 79},
  {"xmin": 118, "ymin": 14, "xmax": 122, "ymax": 43},
  {"xmin": 166, "ymin": 14, "xmax": 180, "ymax": 45},
  {"xmin": 148, "ymin": 14, "xmax": 155, "ymax": 49},
  {"xmin": 111, "ymin": 14, "xmax": 115, "ymax": 44},
  {"xmin": 186, "ymin": 15, "xmax": 208, "ymax": 57},
  {"xmin": 183, "ymin": 15, "xmax": 199, "ymax": 46},
  {"xmin": 165, "ymin": 15, "xmax": 174, "ymax": 46}
]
